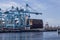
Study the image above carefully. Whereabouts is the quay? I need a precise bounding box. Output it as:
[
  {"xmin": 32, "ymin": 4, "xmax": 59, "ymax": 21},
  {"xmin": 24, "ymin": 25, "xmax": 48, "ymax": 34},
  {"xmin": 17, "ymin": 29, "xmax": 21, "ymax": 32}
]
[{"xmin": 0, "ymin": 28, "xmax": 57, "ymax": 33}]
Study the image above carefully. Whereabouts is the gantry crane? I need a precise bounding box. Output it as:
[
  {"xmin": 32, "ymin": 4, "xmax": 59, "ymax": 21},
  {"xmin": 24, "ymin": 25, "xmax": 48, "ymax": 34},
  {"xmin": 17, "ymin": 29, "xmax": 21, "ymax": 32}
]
[{"xmin": 0, "ymin": 4, "xmax": 42, "ymax": 30}]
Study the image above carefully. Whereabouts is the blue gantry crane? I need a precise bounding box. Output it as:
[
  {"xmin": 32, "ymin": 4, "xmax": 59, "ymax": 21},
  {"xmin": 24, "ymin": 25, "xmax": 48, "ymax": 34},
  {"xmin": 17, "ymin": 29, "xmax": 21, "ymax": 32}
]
[{"xmin": 0, "ymin": 4, "xmax": 42, "ymax": 30}]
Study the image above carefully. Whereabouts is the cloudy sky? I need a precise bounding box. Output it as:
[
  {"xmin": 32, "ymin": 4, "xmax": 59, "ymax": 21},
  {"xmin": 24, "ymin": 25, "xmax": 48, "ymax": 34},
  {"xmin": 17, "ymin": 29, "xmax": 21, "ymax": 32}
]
[{"xmin": 0, "ymin": 0, "xmax": 60, "ymax": 26}]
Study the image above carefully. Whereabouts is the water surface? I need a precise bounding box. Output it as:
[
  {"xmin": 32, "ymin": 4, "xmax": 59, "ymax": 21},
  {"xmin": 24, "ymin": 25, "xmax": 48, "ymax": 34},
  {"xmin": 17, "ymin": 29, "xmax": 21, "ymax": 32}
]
[{"xmin": 0, "ymin": 32, "xmax": 59, "ymax": 40}]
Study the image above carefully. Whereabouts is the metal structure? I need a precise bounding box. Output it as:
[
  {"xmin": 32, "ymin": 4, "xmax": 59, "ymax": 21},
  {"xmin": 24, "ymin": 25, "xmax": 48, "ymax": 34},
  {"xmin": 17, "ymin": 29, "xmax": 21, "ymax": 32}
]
[{"xmin": 0, "ymin": 4, "xmax": 42, "ymax": 30}]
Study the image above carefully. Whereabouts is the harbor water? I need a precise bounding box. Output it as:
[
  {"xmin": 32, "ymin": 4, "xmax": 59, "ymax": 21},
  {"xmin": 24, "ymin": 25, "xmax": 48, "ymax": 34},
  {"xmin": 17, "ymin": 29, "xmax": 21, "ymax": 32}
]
[{"xmin": 0, "ymin": 31, "xmax": 60, "ymax": 40}]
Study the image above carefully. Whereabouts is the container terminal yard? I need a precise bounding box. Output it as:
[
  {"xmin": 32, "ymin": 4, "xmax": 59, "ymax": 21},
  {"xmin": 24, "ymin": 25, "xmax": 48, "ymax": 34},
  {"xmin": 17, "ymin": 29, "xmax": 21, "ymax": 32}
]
[
  {"xmin": 0, "ymin": 4, "xmax": 44, "ymax": 33},
  {"xmin": 0, "ymin": 3, "xmax": 59, "ymax": 33}
]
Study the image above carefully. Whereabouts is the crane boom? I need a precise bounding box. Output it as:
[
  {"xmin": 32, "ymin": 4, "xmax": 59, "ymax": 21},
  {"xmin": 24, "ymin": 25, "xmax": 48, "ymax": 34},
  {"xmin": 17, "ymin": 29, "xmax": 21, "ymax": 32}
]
[
  {"xmin": 21, "ymin": 11, "xmax": 42, "ymax": 15},
  {"xmin": 4, "ymin": 9, "xmax": 42, "ymax": 15}
]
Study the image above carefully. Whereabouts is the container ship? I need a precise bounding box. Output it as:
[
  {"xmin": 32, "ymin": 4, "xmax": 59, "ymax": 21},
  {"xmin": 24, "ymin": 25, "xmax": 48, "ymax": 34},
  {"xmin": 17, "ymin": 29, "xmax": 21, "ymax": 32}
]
[{"xmin": 0, "ymin": 4, "xmax": 43, "ymax": 32}]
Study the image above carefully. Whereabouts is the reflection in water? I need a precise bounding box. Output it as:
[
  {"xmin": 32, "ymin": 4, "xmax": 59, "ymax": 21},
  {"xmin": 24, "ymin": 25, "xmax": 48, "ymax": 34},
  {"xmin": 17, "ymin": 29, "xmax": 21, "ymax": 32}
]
[
  {"xmin": 0, "ymin": 33, "xmax": 20, "ymax": 40},
  {"xmin": 20, "ymin": 32, "xmax": 59, "ymax": 40},
  {"xmin": 0, "ymin": 32, "xmax": 59, "ymax": 40},
  {"xmin": 20, "ymin": 32, "xmax": 43, "ymax": 40}
]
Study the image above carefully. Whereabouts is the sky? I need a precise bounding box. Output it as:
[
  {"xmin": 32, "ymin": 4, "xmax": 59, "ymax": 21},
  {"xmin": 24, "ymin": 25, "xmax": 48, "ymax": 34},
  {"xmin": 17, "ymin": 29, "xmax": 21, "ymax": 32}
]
[{"xmin": 0, "ymin": 0, "xmax": 60, "ymax": 26}]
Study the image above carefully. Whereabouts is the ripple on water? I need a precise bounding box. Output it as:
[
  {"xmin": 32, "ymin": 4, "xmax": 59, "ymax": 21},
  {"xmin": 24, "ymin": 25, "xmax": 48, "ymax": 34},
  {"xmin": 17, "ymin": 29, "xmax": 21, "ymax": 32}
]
[{"xmin": 0, "ymin": 32, "xmax": 59, "ymax": 40}]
